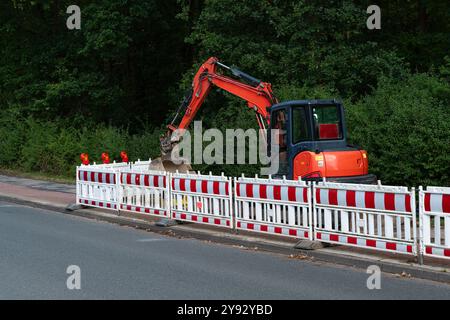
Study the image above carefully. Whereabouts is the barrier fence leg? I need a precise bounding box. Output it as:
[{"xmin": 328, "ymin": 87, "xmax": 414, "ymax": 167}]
[
  {"xmin": 116, "ymin": 170, "xmax": 121, "ymax": 216},
  {"xmin": 294, "ymin": 182, "xmax": 325, "ymax": 250},
  {"xmin": 417, "ymin": 187, "xmax": 424, "ymax": 265},
  {"xmin": 233, "ymin": 177, "xmax": 239, "ymax": 235},
  {"xmin": 229, "ymin": 177, "xmax": 235, "ymax": 233},
  {"xmin": 155, "ymin": 172, "xmax": 178, "ymax": 227}
]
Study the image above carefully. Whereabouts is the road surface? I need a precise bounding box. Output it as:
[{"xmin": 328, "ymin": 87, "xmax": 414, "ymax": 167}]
[{"xmin": 0, "ymin": 201, "xmax": 448, "ymax": 299}]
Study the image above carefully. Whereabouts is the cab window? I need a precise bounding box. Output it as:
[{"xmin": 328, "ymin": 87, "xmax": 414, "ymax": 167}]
[
  {"xmin": 313, "ymin": 105, "xmax": 342, "ymax": 140},
  {"xmin": 271, "ymin": 109, "xmax": 288, "ymax": 176},
  {"xmin": 292, "ymin": 107, "xmax": 310, "ymax": 144},
  {"xmin": 271, "ymin": 109, "xmax": 287, "ymax": 152}
]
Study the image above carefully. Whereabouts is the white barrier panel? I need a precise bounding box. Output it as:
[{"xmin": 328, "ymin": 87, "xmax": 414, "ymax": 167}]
[
  {"xmin": 170, "ymin": 172, "xmax": 233, "ymax": 228},
  {"xmin": 76, "ymin": 165, "xmax": 119, "ymax": 210},
  {"xmin": 119, "ymin": 169, "xmax": 169, "ymax": 217},
  {"xmin": 419, "ymin": 186, "xmax": 450, "ymax": 259},
  {"xmin": 314, "ymin": 181, "xmax": 416, "ymax": 255},
  {"xmin": 234, "ymin": 177, "xmax": 312, "ymax": 240},
  {"xmin": 130, "ymin": 160, "xmax": 152, "ymax": 170}
]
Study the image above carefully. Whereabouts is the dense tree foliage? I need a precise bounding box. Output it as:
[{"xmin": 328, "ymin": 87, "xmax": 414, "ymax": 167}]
[{"xmin": 0, "ymin": 0, "xmax": 449, "ymax": 186}]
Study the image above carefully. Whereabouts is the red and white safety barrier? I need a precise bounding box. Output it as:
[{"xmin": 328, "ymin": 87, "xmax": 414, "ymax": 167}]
[
  {"xmin": 234, "ymin": 176, "xmax": 312, "ymax": 240},
  {"xmin": 119, "ymin": 169, "xmax": 169, "ymax": 217},
  {"xmin": 419, "ymin": 186, "xmax": 450, "ymax": 259},
  {"xmin": 76, "ymin": 166, "xmax": 119, "ymax": 210},
  {"xmin": 314, "ymin": 181, "xmax": 417, "ymax": 255},
  {"xmin": 170, "ymin": 172, "xmax": 233, "ymax": 228}
]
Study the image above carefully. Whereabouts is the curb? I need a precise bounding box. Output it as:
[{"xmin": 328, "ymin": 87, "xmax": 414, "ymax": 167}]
[{"xmin": 1, "ymin": 194, "xmax": 449, "ymax": 284}]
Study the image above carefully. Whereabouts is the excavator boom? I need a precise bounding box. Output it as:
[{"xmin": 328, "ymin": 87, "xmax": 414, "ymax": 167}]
[{"xmin": 161, "ymin": 57, "xmax": 277, "ymax": 154}]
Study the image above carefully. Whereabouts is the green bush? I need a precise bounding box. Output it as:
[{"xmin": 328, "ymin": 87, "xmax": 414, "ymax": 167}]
[
  {"xmin": 0, "ymin": 110, "xmax": 27, "ymax": 167},
  {"xmin": 347, "ymin": 73, "xmax": 450, "ymax": 187}
]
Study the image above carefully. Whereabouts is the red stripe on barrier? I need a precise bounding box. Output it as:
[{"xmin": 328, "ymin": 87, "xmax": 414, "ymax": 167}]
[
  {"xmin": 273, "ymin": 185, "xmax": 281, "ymax": 200},
  {"xmin": 171, "ymin": 179, "xmax": 175, "ymax": 190},
  {"xmin": 202, "ymin": 217, "xmax": 208, "ymax": 223},
  {"xmin": 330, "ymin": 234, "xmax": 339, "ymax": 242},
  {"xmin": 190, "ymin": 179, "xmax": 197, "ymax": 193},
  {"xmin": 106, "ymin": 203, "xmax": 111, "ymax": 208},
  {"xmin": 348, "ymin": 236, "xmax": 357, "ymax": 244},
  {"xmin": 135, "ymin": 174, "xmax": 140, "ymax": 185},
  {"xmin": 153, "ymin": 175, "xmax": 159, "ymax": 187},
  {"xmin": 426, "ymin": 247, "xmax": 433, "ymax": 254},
  {"xmin": 260, "ymin": 184, "xmax": 267, "ymax": 199},
  {"xmin": 225, "ymin": 182, "xmax": 230, "ymax": 195},
  {"xmin": 424, "ymin": 193, "xmax": 431, "ymax": 212},
  {"xmin": 179, "ymin": 179, "xmax": 186, "ymax": 191},
  {"xmin": 329, "ymin": 189, "xmax": 338, "ymax": 205},
  {"xmin": 98, "ymin": 173, "xmax": 103, "ymax": 183},
  {"xmin": 180, "ymin": 213, "xmax": 187, "ymax": 220},
  {"xmin": 365, "ymin": 192, "xmax": 375, "ymax": 209},
  {"xmin": 214, "ymin": 218, "xmax": 221, "ymax": 225},
  {"xmin": 260, "ymin": 225, "xmax": 268, "ymax": 232},
  {"xmin": 246, "ymin": 184, "xmax": 253, "ymax": 198},
  {"xmin": 407, "ymin": 246, "xmax": 413, "ymax": 253},
  {"xmin": 346, "ymin": 190, "xmax": 356, "ymax": 207},
  {"xmin": 316, "ymin": 188, "xmax": 321, "ymax": 204},
  {"xmin": 144, "ymin": 175, "xmax": 150, "ymax": 187},
  {"xmin": 191, "ymin": 215, "xmax": 198, "ymax": 222},
  {"xmin": 366, "ymin": 239, "xmax": 376, "ymax": 247},
  {"xmin": 405, "ymin": 194, "xmax": 411, "ymax": 212},
  {"xmin": 145, "ymin": 208, "xmax": 150, "ymax": 214},
  {"xmin": 202, "ymin": 180, "xmax": 208, "ymax": 193},
  {"xmin": 213, "ymin": 181, "xmax": 220, "ymax": 195},
  {"xmin": 83, "ymin": 171, "xmax": 88, "ymax": 182},
  {"xmin": 237, "ymin": 221, "xmax": 241, "ymax": 228},
  {"xmin": 303, "ymin": 188, "xmax": 308, "ymax": 203},
  {"xmin": 126, "ymin": 173, "xmax": 131, "ymax": 185},
  {"xmin": 274, "ymin": 227, "xmax": 282, "ymax": 234},
  {"xmin": 90, "ymin": 172, "xmax": 95, "ymax": 182},
  {"xmin": 443, "ymin": 195, "xmax": 450, "ymax": 213},
  {"xmin": 316, "ymin": 232, "xmax": 322, "ymax": 240},
  {"xmin": 288, "ymin": 186, "xmax": 296, "ymax": 202},
  {"xmin": 445, "ymin": 249, "xmax": 450, "ymax": 257},
  {"xmin": 289, "ymin": 229, "xmax": 297, "ymax": 236},
  {"xmin": 384, "ymin": 193, "xmax": 395, "ymax": 211},
  {"xmin": 386, "ymin": 242, "xmax": 397, "ymax": 251},
  {"xmin": 247, "ymin": 223, "xmax": 254, "ymax": 230},
  {"xmin": 163, "ymin": 176, "xmax": 166, "ymax": 188}
]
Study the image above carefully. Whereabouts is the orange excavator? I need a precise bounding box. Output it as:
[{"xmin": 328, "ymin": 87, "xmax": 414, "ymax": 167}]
[{"xmin": 154, "ymin": 57, "xmax": 376, "ymax": 183}]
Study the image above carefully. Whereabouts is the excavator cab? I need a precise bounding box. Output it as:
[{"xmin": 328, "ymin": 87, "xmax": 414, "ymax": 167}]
[{"xmin": 269, "ymin": 100, "xmax": 377, "ymax": 184}]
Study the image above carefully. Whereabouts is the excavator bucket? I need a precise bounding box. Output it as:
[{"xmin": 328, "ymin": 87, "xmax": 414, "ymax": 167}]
[{"xmin": 148, "ymin": 152, "xmax": 192, "ymax": 173}]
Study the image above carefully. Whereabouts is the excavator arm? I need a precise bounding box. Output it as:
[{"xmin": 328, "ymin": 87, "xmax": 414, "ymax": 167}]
[{"xmin": 161, "ymin": 57, "xmax": 277, "ymax": 153}]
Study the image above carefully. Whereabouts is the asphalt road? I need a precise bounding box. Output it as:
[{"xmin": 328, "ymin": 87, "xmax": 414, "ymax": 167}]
[{"xmin": 0, "ymin": 201, "xmax": 449, "ymax": 300}]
